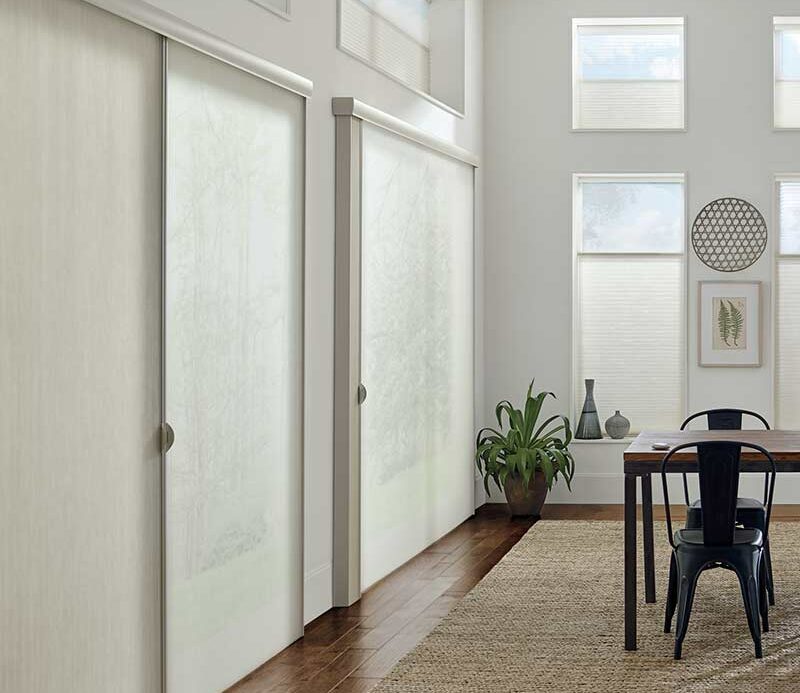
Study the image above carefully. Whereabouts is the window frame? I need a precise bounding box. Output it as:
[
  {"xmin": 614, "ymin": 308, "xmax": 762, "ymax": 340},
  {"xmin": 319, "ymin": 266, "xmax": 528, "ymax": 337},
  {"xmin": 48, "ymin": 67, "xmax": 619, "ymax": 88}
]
[
  {"xmin": 773, "ymin": 17, "xmax": 800, "ymax": 130},
  {"xmin": 571, "ymin": 173, "xmax": 688, "ymax": 430},
  {"xmin": 571, "ymin": 17, "xmax": 688, "ymax": 132}
]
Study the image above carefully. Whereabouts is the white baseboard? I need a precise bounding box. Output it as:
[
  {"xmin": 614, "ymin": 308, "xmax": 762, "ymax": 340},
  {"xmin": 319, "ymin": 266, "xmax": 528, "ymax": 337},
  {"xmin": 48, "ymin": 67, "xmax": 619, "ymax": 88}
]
[{"xmin": 304, "ymin": 562, "xmax": 332, "ymax": 625}]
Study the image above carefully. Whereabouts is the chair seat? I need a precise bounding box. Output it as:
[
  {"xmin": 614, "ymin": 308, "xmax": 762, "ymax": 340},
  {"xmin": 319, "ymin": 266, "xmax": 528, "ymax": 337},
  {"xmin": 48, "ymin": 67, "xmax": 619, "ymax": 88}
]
[
  {"xmin": 689, "ymin": 497, "xmax": 764, "ymax": 511},
  {"xmin": 675, "ymin": 527, "xmax": 763, "ymax": 547}
]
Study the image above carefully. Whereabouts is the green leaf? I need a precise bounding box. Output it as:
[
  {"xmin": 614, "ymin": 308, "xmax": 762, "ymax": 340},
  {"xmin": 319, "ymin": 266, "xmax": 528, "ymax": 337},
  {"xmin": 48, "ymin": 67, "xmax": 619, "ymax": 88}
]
[
  {"xmin": 718, "ymin": 299, "xmax": 730, "ymax": 346},
  {"xmin": 728, "ymin": 299, "xmax": 743, "ymax": 347}
]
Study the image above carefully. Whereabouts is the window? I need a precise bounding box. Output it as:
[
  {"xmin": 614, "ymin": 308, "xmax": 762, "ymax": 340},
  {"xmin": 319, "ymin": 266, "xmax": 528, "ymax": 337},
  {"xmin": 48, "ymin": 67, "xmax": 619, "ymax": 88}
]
[
  {"xmin": 248, "ymin": 0, "xmax": 290, "ymax": 20},
  {"xmin": 573, "ymin": 175, "xmax": 686, "ymax": 434},
  {"xmin": 774, "ymin": 18, "xmax": 800, "ymax": 128},
  {"xmin": 572, "ymin": 18, "xmax": 685, "ymax": 130},
  {"xmin": 776, "ymin": 177, "xmax": 800, "ymax": 426},
  {"xmin": 338, "ymin": 0, "xmax": 466, "ymax": 113}
]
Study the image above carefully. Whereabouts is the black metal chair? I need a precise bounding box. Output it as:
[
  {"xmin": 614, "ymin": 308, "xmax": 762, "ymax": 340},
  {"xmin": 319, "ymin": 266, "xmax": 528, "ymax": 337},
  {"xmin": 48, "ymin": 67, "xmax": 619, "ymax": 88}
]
[
  {"xmin": 680, "ymin": 409, "xmax": 775, "ymax": 605},
  {"xmin": 662, "ymin": 441, "xmax": 776, "ymax": 660}
]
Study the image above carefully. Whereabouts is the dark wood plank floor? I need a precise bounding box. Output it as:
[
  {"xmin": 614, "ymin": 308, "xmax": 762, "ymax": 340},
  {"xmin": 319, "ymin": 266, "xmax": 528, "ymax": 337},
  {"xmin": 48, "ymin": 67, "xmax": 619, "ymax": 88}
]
[{"xmin": 228, "ymin": 502, "xmax": 800, "ymax": 693}]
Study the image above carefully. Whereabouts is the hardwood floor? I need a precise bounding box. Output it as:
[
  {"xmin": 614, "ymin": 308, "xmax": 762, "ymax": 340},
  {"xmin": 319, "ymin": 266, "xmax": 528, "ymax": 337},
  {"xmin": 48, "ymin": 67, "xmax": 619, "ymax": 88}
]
[{"xmin": 227, "ymin": 502, "xmax": 800, "ymax": 693}]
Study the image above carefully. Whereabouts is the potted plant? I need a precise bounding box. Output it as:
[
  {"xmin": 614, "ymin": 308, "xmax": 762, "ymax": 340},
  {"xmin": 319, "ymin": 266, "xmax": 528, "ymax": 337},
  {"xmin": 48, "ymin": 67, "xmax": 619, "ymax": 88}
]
[{"xmin": 475, "ymin": 381, "xmax": 575, "ymax": 517}]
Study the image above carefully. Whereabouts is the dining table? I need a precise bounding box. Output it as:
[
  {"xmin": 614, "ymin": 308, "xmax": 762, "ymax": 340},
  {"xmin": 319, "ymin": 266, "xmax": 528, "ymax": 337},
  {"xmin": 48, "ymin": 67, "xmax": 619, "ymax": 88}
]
[{"xmin": 622, "ymin": 429, "xmax": 800, "ymax": 651}]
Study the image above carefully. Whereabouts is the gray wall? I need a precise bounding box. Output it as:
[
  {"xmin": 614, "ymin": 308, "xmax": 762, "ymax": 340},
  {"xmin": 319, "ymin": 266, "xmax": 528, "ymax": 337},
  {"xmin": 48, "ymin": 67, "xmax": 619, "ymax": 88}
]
[{"xmin": 483, "ymin": 0, "xmax": 800, "ymax": 503}]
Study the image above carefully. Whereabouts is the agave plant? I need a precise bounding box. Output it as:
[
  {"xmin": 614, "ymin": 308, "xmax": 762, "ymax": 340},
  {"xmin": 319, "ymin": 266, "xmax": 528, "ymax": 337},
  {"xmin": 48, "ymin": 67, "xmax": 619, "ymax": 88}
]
[{"xmin": 475, "ymin": 381, "xmax": 575, "ymax": 496}]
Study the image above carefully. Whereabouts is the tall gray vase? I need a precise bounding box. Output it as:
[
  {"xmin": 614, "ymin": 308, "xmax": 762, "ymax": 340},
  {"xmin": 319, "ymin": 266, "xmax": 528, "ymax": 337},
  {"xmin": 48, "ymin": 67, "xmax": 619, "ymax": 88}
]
[{"xmin": 576, "ymin": 379, "xmax": 602, "ymax": 439}]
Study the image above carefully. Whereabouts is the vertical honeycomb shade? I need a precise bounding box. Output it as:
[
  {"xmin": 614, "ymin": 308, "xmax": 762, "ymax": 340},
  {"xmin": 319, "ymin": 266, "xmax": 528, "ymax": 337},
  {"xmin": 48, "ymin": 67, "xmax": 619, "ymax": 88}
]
[
  {"xmin": 165, "ymin": 40, "xmax": 304, "ymax": 693},
  {"xmin": 360, "ymin": 124, "xmax": 474, "ymax": 589}
]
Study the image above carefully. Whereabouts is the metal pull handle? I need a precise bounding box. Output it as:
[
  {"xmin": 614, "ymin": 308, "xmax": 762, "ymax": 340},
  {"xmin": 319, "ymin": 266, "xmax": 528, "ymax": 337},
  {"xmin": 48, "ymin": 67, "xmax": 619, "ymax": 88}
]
[
  {"xmin": 160, "ymin": 422, "xmax": 175, "ymax": 454},
  {"xmin": 357, "ymin": 383, "xmax": 367, "ymax": 405}
]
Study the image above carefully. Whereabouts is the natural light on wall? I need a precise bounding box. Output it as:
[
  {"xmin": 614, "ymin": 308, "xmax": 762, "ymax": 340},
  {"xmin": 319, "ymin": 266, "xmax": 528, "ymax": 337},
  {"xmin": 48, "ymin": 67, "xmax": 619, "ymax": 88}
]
[
  {"xmin": 572, "ymin": 17, "xmax": 685, "ymax": 130},
  {"xmin": 360, "ymin": 123, "xmax": 474, "ymax": 589},
  {"xmin": 776, "ymin": 177, "xmax": 800, "ymax": 426},
  {"xmin": 574, "ymin": 175, "xmax": 686, "ymax": 433},
  {"xmin": 774, "ymin": 18, "xmax": 800, "ymax": 128}
]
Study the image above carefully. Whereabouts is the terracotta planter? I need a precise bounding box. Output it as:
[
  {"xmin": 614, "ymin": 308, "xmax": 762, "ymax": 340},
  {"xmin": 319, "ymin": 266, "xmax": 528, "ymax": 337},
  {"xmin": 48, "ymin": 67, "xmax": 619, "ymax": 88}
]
[{"xmin": 503, "ymin": 470, "xmax": 548, "ymax": 518}]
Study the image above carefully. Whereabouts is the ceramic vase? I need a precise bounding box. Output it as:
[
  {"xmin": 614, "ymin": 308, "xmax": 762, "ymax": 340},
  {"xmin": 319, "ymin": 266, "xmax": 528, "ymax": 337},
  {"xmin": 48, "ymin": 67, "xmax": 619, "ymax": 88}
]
[
  {"xmin": 576, "ymin": 379, "xmax": 602, "ymax": 439},
  {"xmin": 605, "ymin": 410, "xmax": 631, "ymax": 439}
]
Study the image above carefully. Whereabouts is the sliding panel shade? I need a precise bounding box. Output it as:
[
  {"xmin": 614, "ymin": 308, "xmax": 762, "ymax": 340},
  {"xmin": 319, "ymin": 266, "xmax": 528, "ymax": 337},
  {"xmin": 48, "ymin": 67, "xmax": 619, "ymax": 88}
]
[
  {"xmin": 0, "ymin": 1, "xmax": 162, "ymax": 690},
  {"xmin": 165, "ymin": 40, "xmax": 304, "ymax": 693},
  {"xmin": 574, "ymin": 21, "xmax": 684, "ymax": 129},
  {"xmin": 340, "ymin": 0, "xmax": 431, "ymax": 93},
  {"xmin": 775, "ymin": 21, "xmax": 800, "ymax": 128},
  {"xmin": 360, "ymin": 123, "xmax": 474, "ymax": 590},
  {"xmin": 576, "ymin": 256, "xmax": 685, "ymax": 433}
]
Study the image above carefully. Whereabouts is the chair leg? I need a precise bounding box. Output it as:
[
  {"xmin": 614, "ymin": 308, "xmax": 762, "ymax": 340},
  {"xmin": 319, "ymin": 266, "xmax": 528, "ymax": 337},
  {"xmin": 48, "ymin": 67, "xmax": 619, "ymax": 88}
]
[
  {"xmin": 673, "ymin": 561, "xmax": 700, "ymax": 660},
  {"xmin": 764, "ymin": 539, "xmax": 775, "ymax": 606},
  {"xmin": 759, "ymin": 554, "xmax": 769, "ymax": 633},
  {"xmin": 736, "ymin": 559, "xmax": 763, "ymax": 659},
  {"xmin": 664, "ymin": 553, "xmax": 678, "ymax": 633}
]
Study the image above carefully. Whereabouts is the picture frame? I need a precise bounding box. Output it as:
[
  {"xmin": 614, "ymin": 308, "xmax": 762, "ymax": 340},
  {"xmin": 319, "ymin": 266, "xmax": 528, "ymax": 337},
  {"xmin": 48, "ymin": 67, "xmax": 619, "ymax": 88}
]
[{"xmin": 698, "ymin": 281, "xmax": 762, "ymax": 367}]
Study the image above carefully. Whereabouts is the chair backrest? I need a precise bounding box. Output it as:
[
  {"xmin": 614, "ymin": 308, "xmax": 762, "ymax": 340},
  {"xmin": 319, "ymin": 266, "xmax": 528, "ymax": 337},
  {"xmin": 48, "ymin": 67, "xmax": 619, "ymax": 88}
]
[
  {"xmin": 680, "ymin": 408, "xmax": 770, "ymax": 431},
  {"xmin": 661, "ymin": 441, "xmax": 777, "ymax": 548},
  {"xmin": 679, "ymin": 409, "xmax": 770, "ymax": 507}
]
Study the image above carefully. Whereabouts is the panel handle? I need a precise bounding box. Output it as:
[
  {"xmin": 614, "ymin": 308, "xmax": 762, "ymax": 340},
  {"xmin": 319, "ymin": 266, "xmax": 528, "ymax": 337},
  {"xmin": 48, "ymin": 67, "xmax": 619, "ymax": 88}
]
[
  {"xmin": 160, "ymin": 422, "xmax": 175, "ymax": 454},
  {"xmin": 357, "ymin": 383, "xmax": 367, "ymax": 405}
]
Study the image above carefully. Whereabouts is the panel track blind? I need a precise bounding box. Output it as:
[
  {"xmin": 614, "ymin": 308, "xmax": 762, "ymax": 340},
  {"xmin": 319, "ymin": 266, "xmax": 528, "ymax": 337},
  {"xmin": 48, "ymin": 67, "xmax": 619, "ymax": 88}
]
[
  {"xmin": 573, "ymin": 19, "xmax": 685, "ymax": 130},
  {"xmin": 340, "ymin": 0, "xmax": 430, "ymax": 94},
  {"xmin": 777, "ymin": 179, "xmax": 800, "ymax": 427},
  {"xmin": 574, "ymin": 177, "xmax": 686, "ymax": 434},
  {"xmin": 775, "ymin": 19, "xmax": 800, "ymax": 128}
]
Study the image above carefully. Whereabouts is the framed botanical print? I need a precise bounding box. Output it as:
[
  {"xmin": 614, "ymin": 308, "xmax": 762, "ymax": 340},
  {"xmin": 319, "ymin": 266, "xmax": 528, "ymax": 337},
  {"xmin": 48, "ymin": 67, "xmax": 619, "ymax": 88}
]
[{"xmin": 698, "ymin": 281, "xmax": 762, "ymax": 367}]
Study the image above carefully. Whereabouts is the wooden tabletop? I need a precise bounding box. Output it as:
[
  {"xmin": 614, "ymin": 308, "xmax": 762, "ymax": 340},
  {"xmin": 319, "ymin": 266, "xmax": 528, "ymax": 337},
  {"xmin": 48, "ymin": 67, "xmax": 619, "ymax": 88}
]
[{"xmin": 624, "ymin": 430, "xmax": 800, "ymax": 473}]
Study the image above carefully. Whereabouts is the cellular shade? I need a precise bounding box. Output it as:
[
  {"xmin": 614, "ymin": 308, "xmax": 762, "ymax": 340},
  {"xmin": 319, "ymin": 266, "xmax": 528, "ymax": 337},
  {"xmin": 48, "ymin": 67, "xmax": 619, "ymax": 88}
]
[
  {"xmin": 777, "ymin": 259, "xmax": 800, "ymax": 427},
  {"xmin": 777, "ymin": 178, "xmax": 800, "ymax": 427},
  {"xmin": 165, "ymin": 40, "xmax": 304, "ymax": 693},
  {"xmin": 573, "ymin": 19, "xmax": 685, "ymax": 130},
  {"xmin": 360, "ymin": 123, "xmax": 474, "ymax": 589},
  {"xmin": 775, "ymin": 19, "xmax": 800, "ymax": 128},
  {"xmin": 340, "ymin": 0, "xmax": 431, "ymax": 94},
  {"xmin": 576, "ymin": 256, "xmax": 685, "ymax": 433}
]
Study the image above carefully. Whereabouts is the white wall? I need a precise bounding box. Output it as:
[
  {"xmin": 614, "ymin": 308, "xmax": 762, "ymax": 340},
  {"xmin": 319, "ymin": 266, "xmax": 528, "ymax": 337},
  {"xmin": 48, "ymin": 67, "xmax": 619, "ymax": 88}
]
[
  {"xmin": 483, "ymin": 0, "xmax": 800, "ymax": 505},
  {"xmin": 135, "ymin": 0, "xmax": 483, "ymax": 623}
]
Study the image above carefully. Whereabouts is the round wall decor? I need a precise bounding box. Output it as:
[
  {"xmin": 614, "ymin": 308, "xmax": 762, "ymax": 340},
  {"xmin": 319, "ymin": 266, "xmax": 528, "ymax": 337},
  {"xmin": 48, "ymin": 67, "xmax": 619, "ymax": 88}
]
[{"xmin": 691, "ymin": 197, "xmax": 767, "ymax": 272}]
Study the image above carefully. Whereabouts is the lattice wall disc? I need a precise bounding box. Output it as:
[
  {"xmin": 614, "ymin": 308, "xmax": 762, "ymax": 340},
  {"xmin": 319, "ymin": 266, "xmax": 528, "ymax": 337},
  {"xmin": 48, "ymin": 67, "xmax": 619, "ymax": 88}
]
[{"xmin": 691, "ymin": 197, "xmax": 767, "ymax": 272}]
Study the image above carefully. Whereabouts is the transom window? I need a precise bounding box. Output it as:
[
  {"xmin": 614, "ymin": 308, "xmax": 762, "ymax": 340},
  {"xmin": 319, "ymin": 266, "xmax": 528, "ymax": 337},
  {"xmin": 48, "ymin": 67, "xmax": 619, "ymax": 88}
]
[
  {"xmin": 572, "ymin": 18, "xmax": 685, "ymax": 130},
  {"xmin": 774, "ymin": 18, "xmax": 800, "ymax": 128}
]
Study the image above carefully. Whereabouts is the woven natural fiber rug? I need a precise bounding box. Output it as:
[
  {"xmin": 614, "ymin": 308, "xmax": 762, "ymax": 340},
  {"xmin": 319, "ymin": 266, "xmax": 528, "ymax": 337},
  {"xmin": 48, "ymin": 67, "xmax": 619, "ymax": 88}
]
[{"xmin": 374, "ymin": 521, "xmax": 800, "ymax": 692}]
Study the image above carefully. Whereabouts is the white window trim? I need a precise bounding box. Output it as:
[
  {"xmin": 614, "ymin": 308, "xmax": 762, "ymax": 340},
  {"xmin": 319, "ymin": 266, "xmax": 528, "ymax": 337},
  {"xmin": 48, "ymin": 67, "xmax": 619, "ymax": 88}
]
[
  {"xmin": 570, "ymin": 173, "xmax": 689, "ymax": 428},
  {"xmin": 773, "ymin": 18, "xmax": 800, "ymax": 131},
  {"xmin": 571, "ymin": 17, "xmax": 688, "ymax": 133}
]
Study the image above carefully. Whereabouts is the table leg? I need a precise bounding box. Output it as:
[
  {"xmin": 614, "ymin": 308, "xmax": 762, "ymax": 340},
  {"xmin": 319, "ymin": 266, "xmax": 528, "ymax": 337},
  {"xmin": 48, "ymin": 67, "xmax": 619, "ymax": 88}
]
[
  {"xmin": 624, "ymin": 473, "xmax": 637, "ymax": 651},
  {"xmin": 641, "ymin": 474, "xmax": 656, "ymax": 604}
]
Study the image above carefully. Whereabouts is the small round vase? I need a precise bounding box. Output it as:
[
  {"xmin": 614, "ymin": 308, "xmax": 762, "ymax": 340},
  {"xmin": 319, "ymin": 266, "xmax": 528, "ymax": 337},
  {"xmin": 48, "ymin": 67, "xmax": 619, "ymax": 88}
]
[{"xmin": 605, "ymin": 410, "xmax": 631, "ymax": 439}]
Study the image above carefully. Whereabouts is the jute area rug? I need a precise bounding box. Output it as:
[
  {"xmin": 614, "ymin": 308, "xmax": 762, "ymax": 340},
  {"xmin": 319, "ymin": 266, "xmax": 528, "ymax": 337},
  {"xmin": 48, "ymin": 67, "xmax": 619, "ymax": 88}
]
[{"xmin": 374, "ymin": 521, "xmax": 800, "ymax": 693}]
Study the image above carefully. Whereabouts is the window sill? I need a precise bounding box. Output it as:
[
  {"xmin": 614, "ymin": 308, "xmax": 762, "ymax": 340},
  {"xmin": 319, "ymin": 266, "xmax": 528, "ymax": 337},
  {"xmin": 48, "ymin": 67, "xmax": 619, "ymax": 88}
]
[{"xmin": 570, "ymin": 437, "xmax": 635, "ymax": 445}]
